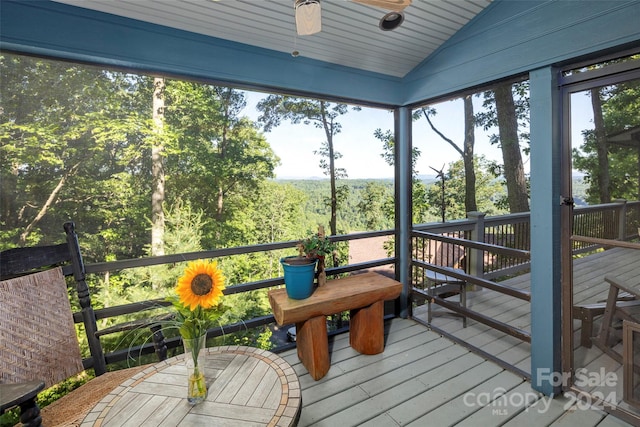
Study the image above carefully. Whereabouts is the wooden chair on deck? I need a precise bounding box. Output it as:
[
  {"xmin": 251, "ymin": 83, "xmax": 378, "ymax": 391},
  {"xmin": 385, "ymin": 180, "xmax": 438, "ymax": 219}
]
[
  {"xmin": 574, "ymin": 290, "xmax": 637, "ymax": 348},
  {"xmin": 425, "ymin": 268, "xmax": 467, "ymax": 327},
  {"xmin": 592, "ymin": 275, "xmax": 640, "ymax": 363},
  {"xmin": 424, "ymin": 241, "xmax": 468, "ymax": 327},
  {"xmin": 0, "ymin": 223, "xmax": 160, "ymax": 426}
]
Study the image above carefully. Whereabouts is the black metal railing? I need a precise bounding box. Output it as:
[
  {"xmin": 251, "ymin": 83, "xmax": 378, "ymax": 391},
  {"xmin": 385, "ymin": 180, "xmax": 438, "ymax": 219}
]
[
  {"xmin": 72, "ymin": 230, "xmax": 396, "ymax": 371},
  {"xmin": 65, "ymin": 200, "xmax": 640, "ymax": 372}
]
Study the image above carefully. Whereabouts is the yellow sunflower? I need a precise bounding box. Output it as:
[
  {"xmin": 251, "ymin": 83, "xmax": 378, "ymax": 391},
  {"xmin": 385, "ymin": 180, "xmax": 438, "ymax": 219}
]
[{"xmin": 175, "ymin": 260, "xmax": 226, "ymax": 311}]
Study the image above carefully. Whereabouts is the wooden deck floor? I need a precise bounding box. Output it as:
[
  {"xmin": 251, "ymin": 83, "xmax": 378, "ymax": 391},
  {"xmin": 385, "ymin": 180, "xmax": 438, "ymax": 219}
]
[
  {"xmin": 410, "ymin": 246, "xmax": 640, "ymax": 425},
  {"xmin": 419, "ymin": 247, "xmax": 640, "ymax": 365},
  {"xmin": 280, "ymin": 318, "xmax": 632, "ymax": 426},
  {"xmin": 277, "ymin": 248, "xmax": 640, "ymax": 426},
  {"xmin": 415, "ymin": 248, "xmax": 640, "ymax": 426}
]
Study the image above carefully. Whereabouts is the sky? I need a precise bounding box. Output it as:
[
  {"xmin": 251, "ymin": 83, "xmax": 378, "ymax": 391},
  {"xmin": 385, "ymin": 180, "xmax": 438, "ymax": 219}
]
[{"xmin": 241, "ymin": 90, "xmax": 595, "ymax": 180}]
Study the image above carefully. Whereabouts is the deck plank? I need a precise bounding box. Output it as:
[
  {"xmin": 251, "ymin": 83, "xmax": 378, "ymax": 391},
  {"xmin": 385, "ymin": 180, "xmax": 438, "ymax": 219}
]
[
  {"xmin": 281, "ymin": 246, "xmax": 640, "ymax": 426},
  {"xmin": 280, "ymin": 317, "xmax": 632, "ymax": 426},
  {"xmin": 385, "ymin": 360, "xmax": 503, "ymax": 425},
  {"xmin": 405, "ymin": 370, "xmax": 525, "ymax": 426},
  {"xmin": 548, "ymin": 406, "xmax": 608, "ymax": 427},
  {"xmin": 418, "ymin": 247, "xmax": 640, "ymax": 373},
  {"xmin": 454, "ymin": 381, "xmax": 543, "ymax": 426}
]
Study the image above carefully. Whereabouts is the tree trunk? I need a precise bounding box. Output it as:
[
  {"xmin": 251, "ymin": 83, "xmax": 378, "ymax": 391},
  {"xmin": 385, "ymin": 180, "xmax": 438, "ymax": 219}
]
[
  {"xmin": 3, "ymin": 161, "xmax": 19, "ymax": 228},
  {"xmin": 463, "ymin": 95, "xmax": 477, "ymax": 214},
  {"xmin": 151, "ymin": 77, "xmax": 166, "ymax": 264},
  {"xmin": 216, "ymin": 88, "xmax": 232, "ymax": 221},
  {"xmin": 19, "ymin": 163, "xmax": 80, "ymax": 245},
  {"xmin": 422, "ymin": 97, "xmax": 477, "ymax": 216},
  {"xmin": 591, "ymin": 87, "xmax": 610, "ymax": 203},
  {"xmin": 494, "ymin": 83, "xmax": 529, "ymax": 213},
  {"xmin": 320, "ymin": 102, "xmax": 338, "ymax": 237},
  {"xmin": 217, "ymin": 187, "xmax": 224, "ymax": 219}
]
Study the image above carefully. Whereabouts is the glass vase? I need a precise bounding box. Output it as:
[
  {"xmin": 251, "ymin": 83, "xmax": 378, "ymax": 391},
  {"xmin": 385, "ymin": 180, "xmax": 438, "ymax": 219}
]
[{"xmin": 183, "ymin": 334, "xmax": 207, "ymax": 405}]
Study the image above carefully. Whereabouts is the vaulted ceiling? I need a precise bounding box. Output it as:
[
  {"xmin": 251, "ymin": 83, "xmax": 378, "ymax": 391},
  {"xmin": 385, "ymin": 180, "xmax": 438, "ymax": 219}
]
[{"xmin": 54, "ymin": 0, "xmax": 492, "ymax": 78}]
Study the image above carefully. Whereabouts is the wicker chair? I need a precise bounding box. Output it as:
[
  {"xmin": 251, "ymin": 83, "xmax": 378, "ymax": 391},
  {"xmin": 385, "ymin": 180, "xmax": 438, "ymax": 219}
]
[
  {"xmin": 0, "ymin": 224, "xmax": 154, "ymax": 426},
  {"xmin": 0, "ymin": 266, "xmax": 149, "ymax": 426}
]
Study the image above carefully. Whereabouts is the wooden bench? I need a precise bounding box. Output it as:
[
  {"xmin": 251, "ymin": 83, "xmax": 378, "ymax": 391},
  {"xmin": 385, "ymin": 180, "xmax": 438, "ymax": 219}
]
[{"xmin": 268, "ymin": 271, "xmax": 402, "ymax": 380}]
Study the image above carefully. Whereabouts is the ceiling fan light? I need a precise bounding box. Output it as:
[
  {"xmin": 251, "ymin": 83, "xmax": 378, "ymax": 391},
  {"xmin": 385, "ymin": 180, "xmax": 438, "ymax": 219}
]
[
  {"xmin": 295, "ymin": 0, "xmax": 321, "ymax": 36},
  {"xmin": 353, "ymin": 0, "xmax": 411, "ymax": 11},
  {"xmin": 379, "ymin": 10, "xmax": 404, "ymax": 31}
]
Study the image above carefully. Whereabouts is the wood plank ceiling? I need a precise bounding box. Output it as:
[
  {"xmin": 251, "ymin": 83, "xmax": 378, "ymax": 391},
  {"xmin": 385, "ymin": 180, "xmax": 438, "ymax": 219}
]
[{"xmin": 54, "ymin": 0, "xmax": 492, "ymax": 78}]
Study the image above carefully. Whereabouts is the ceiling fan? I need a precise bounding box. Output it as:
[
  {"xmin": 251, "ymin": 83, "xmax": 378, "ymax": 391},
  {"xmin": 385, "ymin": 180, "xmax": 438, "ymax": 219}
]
[{"xmin": 294, "ymin": 0, "xmax": 412, "ymax": 36}]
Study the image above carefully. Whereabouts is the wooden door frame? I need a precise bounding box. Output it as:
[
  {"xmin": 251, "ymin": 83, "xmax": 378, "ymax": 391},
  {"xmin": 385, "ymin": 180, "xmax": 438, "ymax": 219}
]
[{"xmin": 559, "ymin": 52, "xmax": 640, "ymax": 394}]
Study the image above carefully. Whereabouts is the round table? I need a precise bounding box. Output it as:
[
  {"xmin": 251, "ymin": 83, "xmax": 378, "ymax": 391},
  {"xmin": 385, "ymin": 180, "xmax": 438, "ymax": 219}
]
[{"xmin": 80, "ymin": 346, "xmax": 300, "ymax": 426}]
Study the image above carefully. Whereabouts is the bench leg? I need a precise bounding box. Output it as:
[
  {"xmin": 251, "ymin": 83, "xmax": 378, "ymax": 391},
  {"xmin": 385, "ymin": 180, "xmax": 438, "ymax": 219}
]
[
  {"xmin": 350, "ymin": 300, "xmax": 384, "ymax": 355},
  {"xmin": 296, "ymin": 316, "xmax": 330, "ymax": 380}
]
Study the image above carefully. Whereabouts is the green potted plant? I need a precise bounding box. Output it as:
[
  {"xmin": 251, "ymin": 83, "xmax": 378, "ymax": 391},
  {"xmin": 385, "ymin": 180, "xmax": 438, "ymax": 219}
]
[
  {"xmin": 280, "ymin": 227, "xmax": 335, "ymax": 299},
  {"xmin": 297, "ymin": 231, "xmax": 336, "ymax": 260}
]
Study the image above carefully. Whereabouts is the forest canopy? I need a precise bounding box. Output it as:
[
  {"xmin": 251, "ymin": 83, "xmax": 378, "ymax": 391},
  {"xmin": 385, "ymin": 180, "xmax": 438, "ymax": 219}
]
[{"xmin": 5, "ymin": 51, "xmax": 635, "ymax": 309}]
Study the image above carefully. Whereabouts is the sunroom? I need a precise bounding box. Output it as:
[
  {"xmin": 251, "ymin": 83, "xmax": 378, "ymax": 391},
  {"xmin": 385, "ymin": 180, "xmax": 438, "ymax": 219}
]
[{"xmin": 2, "ymin": 0, "xmax": 640, "ymax": 426}]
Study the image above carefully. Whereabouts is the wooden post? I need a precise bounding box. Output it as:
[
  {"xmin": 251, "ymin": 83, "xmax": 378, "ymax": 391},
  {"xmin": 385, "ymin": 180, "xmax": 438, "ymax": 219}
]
[
  {"xmin": 614, "ymin": 199, "xmax": 627, "ymax": 240},
  {"xmin": 317, "ymin": 225, "xmax": 327, "ymax": 287},
  {"xmin": 317, "ymin": 257, "xmax": 326, "ymax": 287},
  {"xmin": 64, "ymin": 222, "xmax": 107, "ymax": 376}
]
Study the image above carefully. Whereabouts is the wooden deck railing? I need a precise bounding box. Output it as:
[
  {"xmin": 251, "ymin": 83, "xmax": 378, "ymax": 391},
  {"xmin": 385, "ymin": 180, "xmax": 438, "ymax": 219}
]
[
  {"xmin": 410, "ymin": 229, "xmax": 532, "ymax": 345},
  {"xmin": 65, "ymin": 200, "xmax": 640, "ymax": 372},
  {"xmin": 573, "ymin": 200, "xmax": 640, "ymax": 254},
  {"xmin": 412, "ymin": 200, "xmax": 640, "ymax": 281},
  {"xmin": 410, "ymin": 199, "xmax": 640, "ymax": 358}
]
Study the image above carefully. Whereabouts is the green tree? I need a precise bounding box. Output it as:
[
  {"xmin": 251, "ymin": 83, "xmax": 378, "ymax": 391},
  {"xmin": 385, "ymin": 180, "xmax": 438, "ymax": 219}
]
[
  {"xmin": 98, "ymin": 199, "xmax": 208, "ymax": 311},
  {"xmin": 0, "ymin": 53, "xmax": 155, "ymax": 255},
  {"xmin": 164, "ymin": 84, "xmax": 280, "ymax": 247},
  {"xmin": 357, "ymin": 181, "xmax": 393, "ymax": 230},
  {"xmin": 256, "ymin": 96, "xmax": 360, "ymax": 238},
  {"xmin": 150, "ymin": 77, "xmax": 168, "ymax": 290},
  {"xmin": 374, "ymin": 128, "xmax": 430, "ymax": 223},
  {"xmin": 426, "ymin": 157, "xmax": 507, "ymax": 220},
  {"xmin": 573, "ymin": 80, "xmax": 640, "ymax": 203},
  {"xmin": 417, "ymin": 94, "xmax": 478, "ymax": 215},
  {"xmin": 477, "ymin": 81, "xmax": 530, "ymax": 213},
  {"xmin": 590, "ymin": 87, "xmax": 611, "ymax": 203},
  {"xmin": 151, "ymin": 77, "xmax": 167, "ymax": 260}
]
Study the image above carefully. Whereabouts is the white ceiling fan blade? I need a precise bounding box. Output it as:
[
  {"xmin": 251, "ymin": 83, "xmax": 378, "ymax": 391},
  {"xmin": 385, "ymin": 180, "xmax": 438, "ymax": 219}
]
[
  {"xmin": 295, "ymin": 0, "xmax": 322, "ymax": 36},
  {"xmin": 352, "ymin": 0, "xmax": 411, "ymax": 11}
]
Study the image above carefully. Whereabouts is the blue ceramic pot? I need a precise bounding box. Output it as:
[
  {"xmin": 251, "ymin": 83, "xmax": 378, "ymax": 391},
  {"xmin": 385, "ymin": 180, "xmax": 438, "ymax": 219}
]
[{"xmin": 280, "ymin": 256, "xmax": 318, "ymax": 299}]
